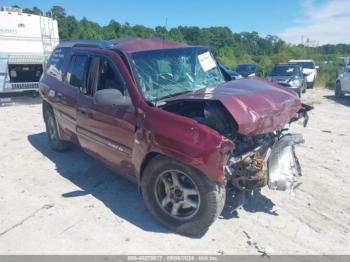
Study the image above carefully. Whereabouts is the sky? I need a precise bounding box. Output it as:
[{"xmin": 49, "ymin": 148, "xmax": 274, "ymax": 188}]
[{"xmin": 2, "ymin": 0, "xmax": 349, "ymax": 45}]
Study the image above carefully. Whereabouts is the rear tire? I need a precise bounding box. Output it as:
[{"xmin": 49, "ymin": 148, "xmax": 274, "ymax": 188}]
[
  {"xmin": 44, "ymin": 107, "xmax": 70, "ymax": 151},
  {"xmin": 335, "ymin": 82, "xmax": 345, "ymax": 98},
  {"xmin": 141, "ymin": 155, "xmax": 225, "ymax": 235}
]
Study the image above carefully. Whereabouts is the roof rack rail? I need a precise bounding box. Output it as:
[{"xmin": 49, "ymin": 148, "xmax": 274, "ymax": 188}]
[{"xmin": 57, "ymin": 40, "xmax": 113, "ymax": 49}]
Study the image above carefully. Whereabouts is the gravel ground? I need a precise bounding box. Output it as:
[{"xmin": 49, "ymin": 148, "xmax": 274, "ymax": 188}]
[{"xmin": 0, "ymin": 88, "xmax": 349, "ymax": 255}]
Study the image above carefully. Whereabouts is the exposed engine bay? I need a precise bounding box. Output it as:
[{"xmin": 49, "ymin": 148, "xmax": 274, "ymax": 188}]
[
  {"xmin": 162, "ymin": 100, "xmax": 312, "ymax": 193},
  {"xmin": 161, "ymin": 100, "xmax": 238, "ymax": 139}
]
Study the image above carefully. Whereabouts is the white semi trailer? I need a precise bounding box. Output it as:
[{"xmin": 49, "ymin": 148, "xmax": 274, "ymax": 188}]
[{"xmin": 0, "ymin": 7, "xmax": 59, "ymax": 93}]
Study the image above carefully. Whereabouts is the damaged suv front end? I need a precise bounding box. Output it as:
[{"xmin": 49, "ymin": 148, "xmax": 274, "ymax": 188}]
[
  {"xmin": 126, "ymin": 42, "xmax": 312, "ymax": 234},
  {"xmin": 157, "ymin": 76, "xmax": 313, "ymax": 194}
]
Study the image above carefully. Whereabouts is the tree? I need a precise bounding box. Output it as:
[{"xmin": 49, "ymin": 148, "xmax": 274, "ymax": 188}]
[
  {"xmin": 155, "ymin": 26, "xmax": 167, "ymax": 39},
  {"xmin": 59, "ymin": 16, "xmax": 79, "ymax": 40},
  {"xmin": 216, "ymin": 46, "xmax": 237, "ymax": 68},
  {"xmin": 78, "ymin": 17, "xmax": 103, "ymax": 39},
  {"xmin": 258, "ymin": 56, "xmax": 273, "ymax": 77},
  {"xmin": 50, "ymin": 5, "xmax": 66, "ymax": 20},
  {"xmin": 15, "ymin": 3, "xmax": 349, "ymax": 87},
  {"xmin": 22, "ymin": 7, "xmax": 43, "ymax": 15},
  {"xmin": 168, "ymin": 28, "xmax": 184, "ymax": 42}
]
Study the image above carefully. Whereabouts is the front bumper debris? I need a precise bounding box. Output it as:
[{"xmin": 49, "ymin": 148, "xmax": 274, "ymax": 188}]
[
  {"xmin": 225, "ymin": 133, "xmax": 304, "ymax": 192},
  {"xmin": 267, "ymin": 133, "xmax": 304, "ymax": 191}
]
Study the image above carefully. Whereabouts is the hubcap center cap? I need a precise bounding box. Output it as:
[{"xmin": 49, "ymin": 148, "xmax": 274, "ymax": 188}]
[{"xmin": 170, "ymin": 187, "xmax": 183, "ymax": 201}]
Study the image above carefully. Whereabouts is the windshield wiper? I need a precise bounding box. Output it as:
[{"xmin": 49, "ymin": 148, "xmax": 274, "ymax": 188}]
[{"xmin": 153, "ymin": 90, "xmax": 193, "ymax": 107}]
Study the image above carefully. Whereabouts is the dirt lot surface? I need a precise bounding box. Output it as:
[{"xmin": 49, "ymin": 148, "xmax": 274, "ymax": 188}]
[{"xmin": 0, "ymin": 88, "xmax": 349, "ymax": 255}]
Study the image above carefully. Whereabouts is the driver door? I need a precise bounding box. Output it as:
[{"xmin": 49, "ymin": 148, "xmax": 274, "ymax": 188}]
[{"xmin": 76, "ymin": 53, "xmax": 136, "ymax": 179}]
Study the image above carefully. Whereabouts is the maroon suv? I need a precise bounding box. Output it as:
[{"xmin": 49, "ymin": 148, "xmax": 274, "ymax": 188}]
[{"xmin": 40, "ymin": 38, "xmax": 311, "ymax": 234}]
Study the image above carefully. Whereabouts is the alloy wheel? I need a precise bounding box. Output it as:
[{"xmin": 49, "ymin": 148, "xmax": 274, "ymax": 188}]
[{"xmin": 154, "ymin": 170, "xmax": 200, "ymax": 219}]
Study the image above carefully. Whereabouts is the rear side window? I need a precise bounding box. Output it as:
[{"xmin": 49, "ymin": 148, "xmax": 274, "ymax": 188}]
[
  {"xmin": 46, "ymin": 48, "xmax": 69, "ymax": 81},
  {"xmin": 66, "ymin": 55, "xmax": 89, "ymax": 89}
]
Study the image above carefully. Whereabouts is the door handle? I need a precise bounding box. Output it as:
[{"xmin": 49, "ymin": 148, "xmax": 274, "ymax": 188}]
[{"xmin": 78, "ymin": 107, "xmax": 90, "ymax": 115}]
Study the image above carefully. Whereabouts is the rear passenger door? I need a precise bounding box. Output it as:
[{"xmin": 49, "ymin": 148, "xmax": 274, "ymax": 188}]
[
  {"xmin": 42, "ymin": 48, "xmax": 78, "ymax": 136},
  {"xmin": 76, "ymin": 53, "xmax": 136, "ymax": 179},
  {"xmin": 59, "ymin": 54, "xmax": 90, "ymax": 134}
]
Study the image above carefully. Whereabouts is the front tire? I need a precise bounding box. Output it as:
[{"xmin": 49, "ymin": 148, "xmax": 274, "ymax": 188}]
[
  {"xmin": 44, "ymin": 108, "xmax": 70, "ymax": 151},
  {"xmin": 335, "ymin": 81, "xmax": 345, "ymax": 98},
  {"xmin": 307, "ymin": 82, "xmax": 314, "ymax": 89},
  {"xmin": 302, "ymin": 82, "xmax": 307, "ymax": 93},
  {"xmin": 141, "ymin": 156, "xmax": 225, "ymax": 235}
]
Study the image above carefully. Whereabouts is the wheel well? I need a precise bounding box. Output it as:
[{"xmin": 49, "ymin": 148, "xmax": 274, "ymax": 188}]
[
  {"xmin": 42, "ymin": 100, "xmax": 52, "ymax": 115},
  {"xmin": 139, "ymin": 152, "xmax": 161, "ymax": 183}
]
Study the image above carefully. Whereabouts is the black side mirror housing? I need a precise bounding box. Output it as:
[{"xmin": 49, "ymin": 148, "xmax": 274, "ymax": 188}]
[{"xmin": 94, "ymin": 89, "xmax": 132, "ymax": 108}]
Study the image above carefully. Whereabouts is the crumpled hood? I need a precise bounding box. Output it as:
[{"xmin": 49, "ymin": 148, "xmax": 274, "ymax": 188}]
[{"xmin": 164, "ymin": 77, "xmax": 302, "ymax": 135}]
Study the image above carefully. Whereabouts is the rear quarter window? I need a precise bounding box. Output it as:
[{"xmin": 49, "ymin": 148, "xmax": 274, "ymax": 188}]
[{"xmin": 46, "ymin": 48, "xmax": 69, "ymax": 81}]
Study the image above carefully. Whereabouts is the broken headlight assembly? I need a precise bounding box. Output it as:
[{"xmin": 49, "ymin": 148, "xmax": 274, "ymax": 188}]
[{"xmin": 225, "ymin": 132, "xmax": 304, "ymax": 192}]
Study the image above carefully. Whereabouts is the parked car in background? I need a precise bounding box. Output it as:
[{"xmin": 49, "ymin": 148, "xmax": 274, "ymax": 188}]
[
  {"xmin": 40, "ymin": 39, "xmax": 311, "ymax": 235},
  {"xmin": 266, "ymin": 63, "xmax": 307, "ymax": 96},
  {"xmin": 335, "ymin": 66, "xmax": 350, "ymax": 98},
  {"xmin": 337, "ymin": 56, "xmax": 350, "ymax": 77},
  {"xmin": 218, "ymin": 63, "xmax": 242, "ymax": 80},
  {"xmin": 235, "ymin": 63, "xmax": 258, "ymax": 77},
  {"xmin": 289, "ymin": 59, "xmax": 318, "ymax": 88}
]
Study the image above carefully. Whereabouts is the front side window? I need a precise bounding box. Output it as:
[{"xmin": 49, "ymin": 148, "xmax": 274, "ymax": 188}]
[
  {"xmin": 130, "ymin": 47, "xmax": 224, "ymax": 101},
  {"xmin": 95, "ymin": 58, "xmax": 126, "ymax": 95},
  {"xmin": 66, "ymin": 55, "xmax": 89, "ymax": 89}
]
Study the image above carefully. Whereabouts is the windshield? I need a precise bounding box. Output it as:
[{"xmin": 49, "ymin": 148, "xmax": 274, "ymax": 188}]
[
  {"xmin": 130, "ymin": 47, "xmax": 225, "ymax": 101},
  {"xmin": 296, "ymin": 62, "xmax": 315, "ymax": 69},
  {"xmin": 271, "ymin": 65, "xmax": 297, "ymax": 76},
  {"xmin": 236, "ymin": 64, "xmax": 256, "ymax": 74}
]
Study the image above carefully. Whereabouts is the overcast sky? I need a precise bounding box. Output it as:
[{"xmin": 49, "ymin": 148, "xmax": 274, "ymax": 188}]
[{"xmin": 2, "ymin": 0, "xmax": 349, "ymax": 45}]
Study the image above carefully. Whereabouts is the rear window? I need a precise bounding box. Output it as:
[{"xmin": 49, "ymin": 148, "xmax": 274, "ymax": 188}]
[
  {"xmin": 297, "ymin": 62, "xmax": 315, "ymax": 69},
  {"xmin": 46, "ymin": 48, "xmax": 69, "ymax": 81},
  {"xmin": 236, "ymin": 64, "xmax": 256, "ymax": 73}
]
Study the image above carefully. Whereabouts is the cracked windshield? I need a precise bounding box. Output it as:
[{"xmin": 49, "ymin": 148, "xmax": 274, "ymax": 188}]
[{"xmin": 130, "ymin": 47, "xmax": 225, "ymax": 101}]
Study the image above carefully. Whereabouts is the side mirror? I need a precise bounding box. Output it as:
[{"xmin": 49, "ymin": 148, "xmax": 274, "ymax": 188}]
[{"xmin": 94, "ymin": 89, "xmax": 132, "ymax": 107}]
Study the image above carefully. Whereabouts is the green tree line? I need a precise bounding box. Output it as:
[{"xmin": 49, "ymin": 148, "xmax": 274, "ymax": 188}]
[{"xmin": 17, "ymin": 5, "xmax": 350, "ymax": 88}]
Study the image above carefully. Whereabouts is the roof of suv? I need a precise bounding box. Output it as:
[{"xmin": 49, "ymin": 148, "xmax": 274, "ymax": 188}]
[
  {"xmin": 57, "ymin": 38, "xmax": 190, "ymax": 54},
  {"xmin": 289, "ymin": 59, "xmax": 315, "ymax": 63},
  {"xmin": 275, "ymin": 63, "xmax": 299, "ymax": 67},
  {"xmin": 112, "ymin": 38, "xmax": 189, "ymax": 53}
]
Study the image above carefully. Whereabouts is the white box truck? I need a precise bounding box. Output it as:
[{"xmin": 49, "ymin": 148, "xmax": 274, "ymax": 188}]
[{"xmin": 0, "ymin": 7, "xmax": 59, "ymax": 93}]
